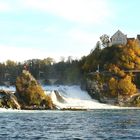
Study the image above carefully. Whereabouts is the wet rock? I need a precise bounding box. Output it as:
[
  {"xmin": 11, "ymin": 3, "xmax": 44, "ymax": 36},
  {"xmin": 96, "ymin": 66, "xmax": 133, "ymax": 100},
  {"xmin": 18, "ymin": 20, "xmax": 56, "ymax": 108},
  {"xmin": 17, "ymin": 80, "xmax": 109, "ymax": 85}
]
[
  {"xmin": 0, "ymin": 90, "xmax": 20, "ymax": 109},
  {"xmin": 86, "ymin": 80, "xmax": 102, "ymax": 101},
  {"xmin": 125, "ymin": 94, "xmax": 140, "ymax": 107}
]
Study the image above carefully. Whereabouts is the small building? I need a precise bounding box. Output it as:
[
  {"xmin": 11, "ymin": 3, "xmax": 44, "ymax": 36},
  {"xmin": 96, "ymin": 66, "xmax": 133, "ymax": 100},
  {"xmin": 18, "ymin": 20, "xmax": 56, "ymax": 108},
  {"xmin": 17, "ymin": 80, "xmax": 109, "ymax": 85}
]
[
  {"xmin": 111, "ymin": 30, "xmax": 127, "ymax": 45},
  {"xmin": 137, "ymin": 35, "xmax": 140, "ymax": 40},
  {"xmin": 127, "ymin": 38, "xmax": 135, "ymax": 41}
]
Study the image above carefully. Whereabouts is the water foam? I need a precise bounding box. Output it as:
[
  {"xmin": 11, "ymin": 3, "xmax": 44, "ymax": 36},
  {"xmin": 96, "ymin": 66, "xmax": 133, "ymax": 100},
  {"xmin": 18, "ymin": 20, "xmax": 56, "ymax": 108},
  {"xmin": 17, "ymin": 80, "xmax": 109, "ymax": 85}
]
[
  {"xmin": 44, "ymin": 85, "xmax": 120, "ymax": 109},
  {"xmin": 0, "ymin": 85, "xmax": 139, "ymax": 111}
]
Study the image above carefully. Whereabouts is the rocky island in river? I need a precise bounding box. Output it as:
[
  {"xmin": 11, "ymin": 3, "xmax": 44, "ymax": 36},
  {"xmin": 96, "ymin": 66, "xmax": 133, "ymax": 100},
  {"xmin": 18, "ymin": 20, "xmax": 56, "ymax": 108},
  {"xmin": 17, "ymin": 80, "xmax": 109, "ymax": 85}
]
[{"xmin": 0, "ymin": 70, "xmax": 54, "ymax": 110}]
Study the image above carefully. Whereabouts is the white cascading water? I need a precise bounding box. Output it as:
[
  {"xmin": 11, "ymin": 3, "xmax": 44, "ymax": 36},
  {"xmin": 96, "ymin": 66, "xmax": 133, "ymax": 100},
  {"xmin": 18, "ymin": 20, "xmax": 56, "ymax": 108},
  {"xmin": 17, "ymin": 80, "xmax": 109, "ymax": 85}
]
[
  {"xmin": 0, "ymin": 85, "xmax": 120, "ymax": 111},
  {"xmin": 44, "ymin": 85, "xmax": 119, "ymax": 109}
]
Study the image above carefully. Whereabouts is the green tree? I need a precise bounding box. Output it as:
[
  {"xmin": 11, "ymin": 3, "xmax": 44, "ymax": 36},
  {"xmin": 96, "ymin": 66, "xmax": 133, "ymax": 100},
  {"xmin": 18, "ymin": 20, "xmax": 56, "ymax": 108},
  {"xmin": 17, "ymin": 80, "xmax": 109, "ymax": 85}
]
[{"xmin": 100, "ymin": 34, "xmax": 110, "ymax": 47}]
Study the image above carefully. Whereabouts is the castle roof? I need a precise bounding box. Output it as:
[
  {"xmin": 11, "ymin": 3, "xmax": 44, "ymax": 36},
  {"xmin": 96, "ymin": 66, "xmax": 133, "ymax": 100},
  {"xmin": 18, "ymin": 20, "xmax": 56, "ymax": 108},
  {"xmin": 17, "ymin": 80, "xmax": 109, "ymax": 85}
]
[{"xmin": 111, "ymin": 30, "xmax": 127, "ymax": 38}]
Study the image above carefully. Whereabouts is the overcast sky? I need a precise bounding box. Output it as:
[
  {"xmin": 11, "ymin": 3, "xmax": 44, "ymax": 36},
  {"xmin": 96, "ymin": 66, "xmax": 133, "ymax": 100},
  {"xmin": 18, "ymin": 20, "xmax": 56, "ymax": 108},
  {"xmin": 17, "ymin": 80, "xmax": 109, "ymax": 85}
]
[{"xmin": 0, "ymin": 0, "xmax": 140, "ymax": 62}]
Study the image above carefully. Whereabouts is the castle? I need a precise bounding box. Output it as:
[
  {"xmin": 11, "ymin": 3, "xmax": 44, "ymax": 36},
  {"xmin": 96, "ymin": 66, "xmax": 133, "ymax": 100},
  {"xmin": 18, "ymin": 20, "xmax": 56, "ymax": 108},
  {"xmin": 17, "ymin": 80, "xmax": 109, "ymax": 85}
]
[{"xmin": 110, "ymin": 30, "xmax": 140, "ymax": 45}]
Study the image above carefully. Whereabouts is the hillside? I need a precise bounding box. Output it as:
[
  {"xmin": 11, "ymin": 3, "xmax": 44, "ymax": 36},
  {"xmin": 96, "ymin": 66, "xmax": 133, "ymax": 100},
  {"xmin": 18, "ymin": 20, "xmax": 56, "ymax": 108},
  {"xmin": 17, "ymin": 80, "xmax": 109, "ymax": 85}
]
[{"xmin": 82, "ymin": 39, "xmax": 140, "ymax": 106}]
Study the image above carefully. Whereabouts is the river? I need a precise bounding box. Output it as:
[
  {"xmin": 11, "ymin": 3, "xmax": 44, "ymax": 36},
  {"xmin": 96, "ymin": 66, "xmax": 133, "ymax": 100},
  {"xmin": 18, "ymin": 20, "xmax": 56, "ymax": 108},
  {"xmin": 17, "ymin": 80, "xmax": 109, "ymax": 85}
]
[
  {"xmin": 0, "ymin": 110, "xmax": 140, "ymax": 139},
  {"xmin": 0, "ymin": 85, "xmax": 140, "ymax": 139}
]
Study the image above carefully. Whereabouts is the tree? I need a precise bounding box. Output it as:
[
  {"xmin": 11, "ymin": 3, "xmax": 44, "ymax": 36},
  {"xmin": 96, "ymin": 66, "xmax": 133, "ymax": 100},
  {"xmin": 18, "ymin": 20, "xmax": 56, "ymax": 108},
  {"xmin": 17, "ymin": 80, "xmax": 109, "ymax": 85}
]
[
  {"xmin": 16, "ymin": 70, "xmax": 53, "ymax": 109},
  {"xmin": 108, "ymin": 77, "xmax": 118, "ymax": 97},
  {"xmin": 6, "ymin": 60, "xmax": 17, "ymax": 67},
  {"xmin": 42, "ymin": 57, "xmax": 55, "ymax": 65},
  {"xmin": 82, "ymin": 41, "xmax": 101, "ymax": 72},
  {"xmin": 118, "ymin": 75, "xmax": 136, "ymax": 96},
  {"xmin": 100, "ymin": 34, "xmax": 110, "ymax": 47}
]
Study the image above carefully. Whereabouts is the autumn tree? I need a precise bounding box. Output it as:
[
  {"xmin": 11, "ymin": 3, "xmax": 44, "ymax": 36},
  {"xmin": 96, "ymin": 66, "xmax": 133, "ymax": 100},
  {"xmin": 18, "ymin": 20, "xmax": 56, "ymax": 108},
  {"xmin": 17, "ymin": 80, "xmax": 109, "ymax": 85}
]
[
  {"xmin": 108, "ymin": 77, "xmax": 118, "ymax": 97},
  {"xmin": 16, "ymin": 70, "xmax": 53, "ymax": 109},
  {"xmin": 118, "ymin": 75, "xmax": 136, "ymax": 96}
]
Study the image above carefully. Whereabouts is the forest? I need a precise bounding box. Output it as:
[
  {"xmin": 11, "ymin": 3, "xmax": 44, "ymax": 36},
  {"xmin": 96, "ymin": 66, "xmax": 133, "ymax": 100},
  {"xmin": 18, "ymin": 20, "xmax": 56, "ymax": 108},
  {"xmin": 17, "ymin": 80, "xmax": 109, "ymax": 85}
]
[{"xmin": 0, "ymin": 57, "xmax": 82, "ymax": 85}]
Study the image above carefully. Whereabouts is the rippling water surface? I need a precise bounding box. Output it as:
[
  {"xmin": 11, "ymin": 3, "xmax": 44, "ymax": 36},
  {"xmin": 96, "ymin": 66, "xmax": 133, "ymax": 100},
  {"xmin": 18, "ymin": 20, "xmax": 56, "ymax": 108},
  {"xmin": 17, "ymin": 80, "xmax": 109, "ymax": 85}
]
[{"xmin": 0, "ymin": 109, "xmax": 140, "ymax": 140}]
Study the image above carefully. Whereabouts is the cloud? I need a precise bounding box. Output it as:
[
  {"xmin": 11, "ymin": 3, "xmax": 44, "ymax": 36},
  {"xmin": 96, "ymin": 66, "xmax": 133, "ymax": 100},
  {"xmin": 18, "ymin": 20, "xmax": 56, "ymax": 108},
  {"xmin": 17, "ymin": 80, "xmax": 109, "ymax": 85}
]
[
  {"xmin": 0, "ymin": 1, "xmax": 11, "ymax": 12},
  {"xmin": 43, "ymin": 26, "xmax": 58, "ymax": 33},
  {"xmin": 0, "ymin": 0, "xmax": 113, "ymax": 62},
  {"xmin": 21, "ymin": 0, "xmax": 112, "ymax": 24},
  {"xmin": 68, "ymin": 29, "xmax": 99, "ymax": 45},
  {"xmin": 0, "ymin": 45, "xmax": 45, "ymax": 62},
  {"xmin": 0, "ymin": 44, "xmax": 65, "ymax": 62},
  {"xmin": 0, "ymin": 45, "xmax": 33, "ymax": 62}
]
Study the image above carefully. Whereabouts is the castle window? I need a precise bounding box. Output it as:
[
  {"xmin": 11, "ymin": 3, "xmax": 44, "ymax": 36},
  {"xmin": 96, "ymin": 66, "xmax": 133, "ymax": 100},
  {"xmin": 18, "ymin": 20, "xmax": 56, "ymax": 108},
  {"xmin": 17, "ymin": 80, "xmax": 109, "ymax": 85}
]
[{"xmin": 118, "ymin": 38, "xmax": 122, "ymax": 41}]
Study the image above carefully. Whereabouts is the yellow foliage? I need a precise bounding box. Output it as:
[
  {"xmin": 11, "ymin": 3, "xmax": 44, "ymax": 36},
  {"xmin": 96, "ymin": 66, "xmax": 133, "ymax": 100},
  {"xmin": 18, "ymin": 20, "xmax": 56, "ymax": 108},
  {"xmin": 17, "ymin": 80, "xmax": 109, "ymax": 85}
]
[
  {"xmin": 127, "ymin": 49, "xmax": 136, "ymax": 60},
  {"xmin": 123, "ymin": 62, "xmax": 135, "ymax": 69},
  {"xmin": 108, "ymin": 64, "xmax": 125, "ymax": 77},
  {"xmin": 118, "ymin": 40, "xmax": 140, "ymax": 70},
  {"xmin": 118, "ymin": 75, "xmax": 136, "ymax": 96},
  {"xmin": 128, "ymin": 39, "xmax": 140, "ymax": 56},
  {"xmin": 108, "ymin": 75, "xmax": 136, "ymax": 97},
  {"xmin": 108, "ymin": 77, "xmax": 118, "ymax": 96},
  {"xmin": 135, "ymin": 57, "xmax": 140, "ymax": 65}
]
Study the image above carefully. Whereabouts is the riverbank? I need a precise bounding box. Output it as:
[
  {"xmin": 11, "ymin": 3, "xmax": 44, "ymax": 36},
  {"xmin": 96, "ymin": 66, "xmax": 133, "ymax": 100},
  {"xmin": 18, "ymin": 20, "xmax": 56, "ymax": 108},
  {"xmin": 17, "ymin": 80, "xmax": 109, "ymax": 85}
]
[{"xmin": 85, "ymin": 78, "xmax": 140, "ymax": 107}]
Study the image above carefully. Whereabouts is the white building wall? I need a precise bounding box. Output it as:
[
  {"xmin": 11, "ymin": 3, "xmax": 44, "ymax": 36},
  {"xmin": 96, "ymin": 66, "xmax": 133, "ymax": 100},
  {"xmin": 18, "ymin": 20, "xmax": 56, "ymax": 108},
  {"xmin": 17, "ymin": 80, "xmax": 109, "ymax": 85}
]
[{"xmin": 111, "ymin": 30, "xmax": 127, "ymax": 45}]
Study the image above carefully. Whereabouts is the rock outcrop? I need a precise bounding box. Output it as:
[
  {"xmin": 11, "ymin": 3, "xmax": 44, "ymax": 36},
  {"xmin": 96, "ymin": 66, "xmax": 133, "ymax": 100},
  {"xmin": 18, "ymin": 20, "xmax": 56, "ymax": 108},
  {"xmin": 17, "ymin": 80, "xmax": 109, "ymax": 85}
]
[
  {"xmin": 0, "ymin": 90, "xmax": 20, "ymax": 109},
  {"xmin": 86, "ymin": 77, "xmax": 140, "ymax": 106},
  {"xmin": 125, "ymin": 94, "xmax": 140, "ymax": 107},
  {"xmin": 86, "ymin": 79, "xmax": 102, "ymax": 101},
  {"xmin": 15, "ymin": 70, "xmax": 54, "ymax": 110}
]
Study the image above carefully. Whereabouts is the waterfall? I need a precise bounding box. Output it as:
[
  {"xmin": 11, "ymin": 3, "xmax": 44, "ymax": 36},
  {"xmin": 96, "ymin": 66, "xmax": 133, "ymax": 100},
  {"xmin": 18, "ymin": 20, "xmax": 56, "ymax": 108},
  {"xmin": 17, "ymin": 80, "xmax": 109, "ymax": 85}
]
[
  {"xmin": 0, "ymin": 85, "xmax": 120, "ymax": 110},
  {"xmin": 44, "ymin": 85, "xmax": 119, "ymax": 109}
]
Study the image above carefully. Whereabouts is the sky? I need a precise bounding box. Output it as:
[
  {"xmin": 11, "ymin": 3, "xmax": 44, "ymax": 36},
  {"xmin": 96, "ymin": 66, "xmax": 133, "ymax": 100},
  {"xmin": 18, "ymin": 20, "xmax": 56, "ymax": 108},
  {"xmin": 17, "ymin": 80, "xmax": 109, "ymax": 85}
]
[{"xmin": 0, "ymin": 0, "xmax": 140, "ymax": 62}]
